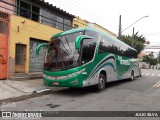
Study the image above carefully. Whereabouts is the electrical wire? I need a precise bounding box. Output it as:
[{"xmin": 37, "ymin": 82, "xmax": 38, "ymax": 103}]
[
  {"xmin": 0, "ymin": 0, "xmax": 116, "ymax": 35},
  {"xmin": 51, "ymin": 0, "xmax": 111, "ymax": 27},
  {"xmin": 56, "ymin": 0, "xmax": 105, "ymax": 21},
  {"xmin": 59, "ymin": 0, "xmax": 108, "ymax": 23},
  {"xmin": 51, "ymin": 0, "xmax": 117, "ymax": 29},
  {"xmin": 143, "ymin": 32, "xmax": 160, "ymax": 36}
]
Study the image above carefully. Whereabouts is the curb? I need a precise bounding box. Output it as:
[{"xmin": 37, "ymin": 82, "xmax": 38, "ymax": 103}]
[{"xmin": 0, "ymin": 89, "xmax": 52, "ymax": 105}]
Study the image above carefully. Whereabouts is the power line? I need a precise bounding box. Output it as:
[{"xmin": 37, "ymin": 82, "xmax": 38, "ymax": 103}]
[
  {"xmin": 56, "ymin": 0, "xmax": 118, "ymax": 29},
  {"xmin": 0, "ymin": 0, "xmax": 116, "ymax": 33},
  {"xmin": 58, "ymin": 0, "xmax": 106, "ymax": 22},
  {"xmin": 64, "ymin": 0, "xmax": 114, "ymax": 27},
  {"xmin": 143, "ymin": 32, "xmax": 160, "ymax": 36},
  {"xmin": 51, "ymin": 0, "xmax": 96, "ymax": 19},
  {"xmin": 0, "ymin": 3, "xmax": 86, "ymax": 30},
  {"xmin": 51, "ymin": 0, "xmax": 114, "ymax": 28},
  {"xmin": 54, "ymin": 0, "xmax": 108, "ymax": 27},
  {"xmin": 0, "ymin": 1, "xmax": 72, "ymax": 28},
  {"xmin": 0, "ymin": 0, "xmax": 92, "ymax": 28}
]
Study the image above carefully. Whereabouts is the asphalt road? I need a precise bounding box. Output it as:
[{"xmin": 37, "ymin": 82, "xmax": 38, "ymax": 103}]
[{"xmin": 1, "ymin": 69, "xmax": 160, "ymax": 120}]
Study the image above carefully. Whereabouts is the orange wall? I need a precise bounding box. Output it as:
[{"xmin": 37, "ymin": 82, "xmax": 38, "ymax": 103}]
[{"xmin": 0, "ymin": 30, "xmax": 8, "ymax": 79}]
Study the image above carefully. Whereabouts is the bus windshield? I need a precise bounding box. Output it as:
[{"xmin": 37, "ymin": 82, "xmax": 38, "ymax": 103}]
[{"xmin": 44, "ymin": 31, "xmax": 83, "ymax": 71}]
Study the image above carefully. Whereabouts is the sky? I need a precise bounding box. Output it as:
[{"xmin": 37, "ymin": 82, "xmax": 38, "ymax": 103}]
[{"xmin": 45, "ymin": 0, "xmax": 160, "ymax": 45}]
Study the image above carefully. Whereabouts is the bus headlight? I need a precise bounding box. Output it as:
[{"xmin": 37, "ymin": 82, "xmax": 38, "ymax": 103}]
[
  {"xmin": 70, "ymin": 80, "xmax": 78, "ymax": 85},
  {"xmin": 68, "ymin": 68, "xmax": 85, "ymax": 77},
  {"xmin": 43, "ymin": 68, "xmax": 85, "ymax": 80}
]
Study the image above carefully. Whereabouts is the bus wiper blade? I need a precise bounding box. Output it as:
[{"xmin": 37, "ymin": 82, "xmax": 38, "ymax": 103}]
[
  {"xmin": 62, "ymin": 63, "xmax": 78, "ymax": 70},
  {"xmin": 59, "ymin": 48, "xmax": 66, "ymax": 67}
]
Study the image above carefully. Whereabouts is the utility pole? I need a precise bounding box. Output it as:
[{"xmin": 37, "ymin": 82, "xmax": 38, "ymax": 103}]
[
  {"xmin": 131, "ymin": 27, "xmax": 135, "ymax": 47},
  {"xmin": 118, "ymin": 15, "xmax": 122, "ymax": 38},
  {"xmin": 132, "ymin": 27, "xmax": 135, "ymax": 37}
]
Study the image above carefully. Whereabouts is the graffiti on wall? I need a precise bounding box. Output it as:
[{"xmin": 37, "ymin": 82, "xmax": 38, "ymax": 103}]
[
  {"xmin": 0, "ymin": 54, "xmax": 6, "ymax": 64},
  {"xmin": 29, "ymin": 39, "xmax": 48, "ymax": 72}
]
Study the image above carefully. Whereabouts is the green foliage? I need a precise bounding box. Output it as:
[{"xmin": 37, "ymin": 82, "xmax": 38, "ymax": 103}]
[
  {"xmin": 150, "ymin": 58, "xmax": 158, "ymax": 66},
  {"xmin": 118, "ymin": 32, "xmax": 146, "ymax": 54},
  {"xmin": 142, "ymin": 53, "xmax": 158, "ymax": 65}
]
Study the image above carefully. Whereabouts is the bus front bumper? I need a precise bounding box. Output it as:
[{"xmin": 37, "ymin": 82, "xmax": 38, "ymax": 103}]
[{"xmin": 43, "ymin": 75, "xmax": 83, "ymax": 88}]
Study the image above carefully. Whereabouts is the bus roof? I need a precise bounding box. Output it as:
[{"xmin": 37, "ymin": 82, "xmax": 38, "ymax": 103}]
[{"xmin": 52, "ymin": 27, "xmax": 137, "ymax": 52}]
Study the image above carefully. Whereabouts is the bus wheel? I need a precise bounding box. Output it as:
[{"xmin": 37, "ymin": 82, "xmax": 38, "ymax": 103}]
[
  {"xmin": 130, "ymin": 71, "xmax": 134, "ymax": 80},
  {"xmin": 97, "ymin": 74, "xmax": 106, "ymax": 91}
]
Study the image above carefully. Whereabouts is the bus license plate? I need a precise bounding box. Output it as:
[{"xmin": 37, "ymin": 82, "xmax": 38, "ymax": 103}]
[{"xmin": 53, "ymin": 82, "xmax": 59, "ymax": 85}]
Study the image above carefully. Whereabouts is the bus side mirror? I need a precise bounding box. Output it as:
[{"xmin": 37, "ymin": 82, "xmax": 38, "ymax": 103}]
[
  {"xmin": 75, "ymin": 35, "xmax": 92, "ymax": 49},
  {"xmin": 36, "ymin": 43, "xmax": 48, "ymax": 55}
]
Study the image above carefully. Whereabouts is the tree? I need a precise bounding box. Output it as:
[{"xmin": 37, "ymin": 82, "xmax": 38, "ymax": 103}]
[
  {"xmin": 119, "ymin": 32, "xmax": 146, "ymax": 54},
  {"xmin": 142, "ymin": 52, "xmax": 158, "ymax": 66}
]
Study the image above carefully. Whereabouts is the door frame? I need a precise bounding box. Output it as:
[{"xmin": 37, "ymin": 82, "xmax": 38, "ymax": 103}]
[{"xmin": 15, "ymin": 43, "xmax": 26, "ymax": 73}]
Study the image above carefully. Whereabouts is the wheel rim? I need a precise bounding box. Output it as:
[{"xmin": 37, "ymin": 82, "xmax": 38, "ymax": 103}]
[
  {"xmin": 131, "ymin": 75, "xmax": 133, "ymax": 80},
  {"xmin": 131, "ymin": 72, "xmax": 134, "ymax": 80},
  {"xmin": 99, "ymin": 77, "xmax": 105, "ymax": 89}
]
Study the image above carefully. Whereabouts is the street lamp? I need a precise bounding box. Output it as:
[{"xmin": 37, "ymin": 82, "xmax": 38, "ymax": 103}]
[
  {"xmin": 118, "ymin": 15, "xmax": 149, "ymax": 37},
  {"xmin": 121, "ymin": 16, "xmax": 149, "ymax": 33}
]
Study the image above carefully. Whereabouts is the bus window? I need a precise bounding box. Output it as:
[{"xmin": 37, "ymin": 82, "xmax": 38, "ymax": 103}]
[
  {"xmin": 81, "ymin": 38, "xmax": 96, "ymax": 64},
  {"xmin": 85, "ymin": 30, "xmax": 99, "ymax": 42},
  {"xmin": 98, "ymin": 35, "xmax": 112, "ymax": 54}
]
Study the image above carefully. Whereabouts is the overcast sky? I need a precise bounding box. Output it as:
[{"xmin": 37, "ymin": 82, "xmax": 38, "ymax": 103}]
[{"xmin": 45, "ymin": 0, "xmax": 160, "ymax": 45}]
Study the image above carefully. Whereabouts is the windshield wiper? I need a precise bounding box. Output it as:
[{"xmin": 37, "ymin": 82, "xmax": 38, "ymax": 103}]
[
  {"xmin": 62, "ymin": 63, "xmax": 78, "ymax": 70},
  {"xmin": 58, "ymin": 48, "xmax": 67, "ymax": 67},
  {"xmin": 61, "ymin": 37, "xmax": 70, "ymax": 55}
]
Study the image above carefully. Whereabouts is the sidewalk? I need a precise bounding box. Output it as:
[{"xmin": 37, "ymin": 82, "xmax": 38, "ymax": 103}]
[{"xmin": 0, "ymin": 79, "xmax": 54, "ymax": 104}]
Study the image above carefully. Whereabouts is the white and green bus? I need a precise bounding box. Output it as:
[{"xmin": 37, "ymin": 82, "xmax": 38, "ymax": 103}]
[{"xmin": 36, "ymin": 27, "xmax": 141, "ymax": 91}]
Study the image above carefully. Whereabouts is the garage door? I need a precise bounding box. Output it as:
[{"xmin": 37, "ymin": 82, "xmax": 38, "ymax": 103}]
[{"xmin": 29, "ymin": 38, "xmax": 48, "ymax": 72}]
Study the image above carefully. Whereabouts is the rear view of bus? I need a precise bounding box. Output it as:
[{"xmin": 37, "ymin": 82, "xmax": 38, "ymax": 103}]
[{"xmin": 36, "ymin": 27, "xmax": 141, "ymax": 91}]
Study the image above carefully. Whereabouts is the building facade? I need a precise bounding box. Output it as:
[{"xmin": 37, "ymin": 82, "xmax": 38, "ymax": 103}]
[
  {"xmin": 73, "ymin": 17, "xmax": 88, "ymax": 28},
  {"xmin": 0, "ymin": 0, "xmax": 117, "ymax": 79},
  {"xmin": 0, "ymin": 0, "xmax": 75, "ymax": 79},
  {"xmin": 0, "ymin": 0, "xmax": 15, "ymax": 79}
]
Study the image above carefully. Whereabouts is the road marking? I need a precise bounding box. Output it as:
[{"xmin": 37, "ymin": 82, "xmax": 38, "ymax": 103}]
[
  {"xmin": 153, "ymin": 81, "xmax": 160, "ymax": 87},
  {"xmin": 157, "ymin": 83, "xmax": 160, "ymax": 87},
  {"xmin": 142, "ymin": 74, "xmax": 160, "ymax": 76}
]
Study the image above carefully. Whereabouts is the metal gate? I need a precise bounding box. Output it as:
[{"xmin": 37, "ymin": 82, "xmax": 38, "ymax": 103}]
[
  {"xmin": 0, "ymin": 11, "xmax": 9, "ymax": 79},
  {"xmin": 29, "ymin": 38, "xmax": 48, "ymax": 72}
]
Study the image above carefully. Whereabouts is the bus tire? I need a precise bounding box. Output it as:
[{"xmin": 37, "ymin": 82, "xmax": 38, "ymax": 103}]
[
  {"xmin": 130, "ymin": 71, "xmax": 134, "ymax": 80},
  {"xmin": 97, "ymin": 74, "xmax": 106, "ymax": 91},
  {"xmin": 69, "ymin": 87, "xmax": 76, "ymax": 90}
]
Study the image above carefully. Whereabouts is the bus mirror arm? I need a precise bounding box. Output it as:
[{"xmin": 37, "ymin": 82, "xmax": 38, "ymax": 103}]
[
  {"xmin": 75, "ymin": 35, "xmax": 92, "ymax": 49},
  {"xmin": 36, "ymin": 43, "xmax": 48, "ymax": 55}
]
